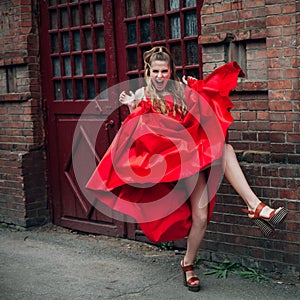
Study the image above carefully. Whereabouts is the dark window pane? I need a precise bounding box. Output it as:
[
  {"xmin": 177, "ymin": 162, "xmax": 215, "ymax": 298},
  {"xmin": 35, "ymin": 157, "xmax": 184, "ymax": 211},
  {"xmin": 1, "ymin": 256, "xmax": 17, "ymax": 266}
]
[
  {"xmin": 71, "ymin": 6, "xmax": 79, "ymax": 27},
  {"xmin": 141, "ymin": 0, "xmax": 150, "ymax": 15},
  {"xmin": 95, "ymin": 28, "xmax": 104, "ymax": 48},
  {"xmin": 73, "ymin": 31, "xmax": 81, "ymax": 51},
  {"xmin": 185, "ymin": 11, "xmax": 197, "ymax": 36},
  {"xmin": 75, "ymin": 80, "xmax": 84, "ymax": 99},
  {"xmin": 98, "ymin": 79, "xmax": 108, "ymax": 99},
  {"xmin": 170, "ymin": 44, "xmax": 182, "ymax": 66},
  {"xmin": 74, "ymin": 55, "xmax": 83, "ymax": 75},
  {"xmin": 141, "ymin": 46, "xmax": 152, "ymax": 68},
  {"xmin": 60, "ymin": 8, "xmax": 69, "ymax": 28},
  {"xmin": 186, "ymin": 40, "xmax": 199, "ymax": 65},
  {"xmin": 184, "ymin": 0, "xmax": 196, "ymax": 7},
  {"xmin": 54, "ymin": 81, "xmax": 62, "ymax": 100},
  {"xmin": 155, "ymin": 0, "xmax": 164, "ymax": 13},
  {"xmin": 85, "ymin": 54, "xmax": 94, "ymax": 75},
  {"xmin": 126, "ymin": 0, "xmax": 135, "ymax": 18},
  {"xmin": 170, "ymin": 14, "xmax": 180, "ymax": 39},
  {"xmin": 94, "ymin": 2, "xmax": 103, "ymax": 23},
  {"xmin": 140, "ymin": 19, "xmax": 150, "ymax": 42},
  {"xmin": 97, "ymin": 53, "xmax": 106, "ymax": 74},
  {"xmin": 61, "ymin": 32, "xmax": 70, "ymax": 52},
  {"xmin": 63, "ymin": 56, "xmax": 71, "ymax": 76},
  {"xmin": 50, "ymin": 10, "xmax": 57, "ymax": 29},
  {"xmin": 51, "ymin": 33, "xmax": 59, "ymax": 53},
  {"xmin": 87, "ymin": 79, "xmax": 96, "ymax": 99},
  {"xmin": 82, "ymin": 4, "xmax": 91, "ymax": 25},
  {"xmin": 169, "ymin": 0, "xmax": 180, "ymax": 10},
  {"xmin": 186, "ymin": 68, "xmax": 199, "ymax": 79},
  {"xmin": 176, "ymin": 70, "xmax": 183, "ymax": 79},
  {"xmin": 127, "ymin": 48, "xmax": 137, "ymax": 71},
  {"xmin": 52, "ymin": 57, "xmax": 61, "ymax": 77},
  {"xmin": 154, "ymin": 17, "xmax": 165, "ymax": 41},
  {"xmin": 83, "ymin": 29, "xmax": 92, "ymax": 50},
  {"xmin": 49, "ymin": 0, "xmax": 57, "ymax": 6},
  {"xmin": 127, "ymin": 22, "xmax": 137, "ymax": 44},
  {"xmin": 128, "ymin": 75, "xmax": 139, "ymax": 92},
  {"xmin": 65, "ymin": 80, "xmax": 73, "ymax": 100}
]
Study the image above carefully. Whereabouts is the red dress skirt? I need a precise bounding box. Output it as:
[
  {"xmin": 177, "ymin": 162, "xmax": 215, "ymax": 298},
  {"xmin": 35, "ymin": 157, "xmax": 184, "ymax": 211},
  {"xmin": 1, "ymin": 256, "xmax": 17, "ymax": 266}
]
[{"xmin": 86, "ymin": 62, "xmax": 244, "ymax": 243}]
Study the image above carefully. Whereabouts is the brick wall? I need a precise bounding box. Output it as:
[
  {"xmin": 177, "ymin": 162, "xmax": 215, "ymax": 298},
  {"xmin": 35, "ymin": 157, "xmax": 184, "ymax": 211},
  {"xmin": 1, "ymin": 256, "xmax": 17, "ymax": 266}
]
[
  {"xmin": 199, "ymin": 0, "xmax": 299, "ymax": 280},
  {"xmin": 0, "ymin": 0, "xmax": 48, "ymax": 227}
]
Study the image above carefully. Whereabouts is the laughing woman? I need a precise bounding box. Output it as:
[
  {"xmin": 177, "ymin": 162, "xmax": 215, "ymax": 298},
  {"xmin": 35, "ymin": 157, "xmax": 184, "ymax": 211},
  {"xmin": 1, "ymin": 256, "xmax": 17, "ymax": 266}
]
[{"xmin": 86, "ymin": 46, "xmax": 288, "ymax": 292}]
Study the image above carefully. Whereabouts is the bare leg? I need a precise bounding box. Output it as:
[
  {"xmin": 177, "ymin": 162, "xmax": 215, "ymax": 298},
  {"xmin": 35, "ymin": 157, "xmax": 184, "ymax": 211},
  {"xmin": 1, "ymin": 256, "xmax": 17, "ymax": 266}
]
[
  {"xmin": 223, "ymin": 144, "xmax": 280, "ymax": 217},
  {"xmin": 183, "ymin": 172, "xmax": 208, "ymax": 285}
]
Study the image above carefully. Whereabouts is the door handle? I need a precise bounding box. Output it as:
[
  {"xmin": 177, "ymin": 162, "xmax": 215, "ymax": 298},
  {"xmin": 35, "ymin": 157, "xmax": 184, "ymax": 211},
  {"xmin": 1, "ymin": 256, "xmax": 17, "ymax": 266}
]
[{"xmin": 105, "ymin": 119, "xmax": 115, "ymax": 130}]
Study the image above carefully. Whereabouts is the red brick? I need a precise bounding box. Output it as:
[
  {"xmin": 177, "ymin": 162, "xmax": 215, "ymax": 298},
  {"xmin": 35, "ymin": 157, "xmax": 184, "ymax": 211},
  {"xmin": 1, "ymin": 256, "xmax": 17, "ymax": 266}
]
[
  {"xmin": 266, "ymin": 15, "xmax": 291, "ymax": 26},
  {"xmin": 268, "ymin": 69, "xmax": 284, "ymax": 79},
  {"xmin": 287, "ymin": 134, "xmax": 300, "ymax": 143},
  {"xmin": 266, "ymin": 26, "xmax": 282, "ymax": 37},
  {"xmin": 248, "ymin": 122, "xmax": 270, "ymax": 131},
  {"xmin": 270, "ymin": 122, "xmax": 293, "ymax": 131},
  {"xmin": 282, "ymin": 4, "xmax": 296, "ymax": 14},
  {"xmin": 269, "ymin": 99, "xmax": 292, "ymax": 111},
  {"xmin": 280, "ymin": 189, "xmax": 296, "ymax": 199},
  {"xmin": 257, "ymin": 111, "xmax": 269, "ymax": 120},
  {"xmin": 241, "ymin": 111, "xmax": 256, "ymax": 121},
  {"xmin": 266, "ymin": 5, "xmax": 282, "ymax": 15},
  {"xmin": 285, "ymin": 69, "xmax": 298, "ymax": 79},
  {"xmin": 202, "ymin": 14, "xmax": 223, "ymax": 24},
  {"xmin": 214, "ymin": 2, "xmax": 232, "ymax": 13},
  {"xmin": 223, "ymin": 11, "xmax": 239, "ymax": 22},
  {"xmin": 268, "ymin": 80, "xmax": 293, "ymax": 90},
  {"xmin": 270, "ymin": 133, "xmax": 285, "ymax": 142}
]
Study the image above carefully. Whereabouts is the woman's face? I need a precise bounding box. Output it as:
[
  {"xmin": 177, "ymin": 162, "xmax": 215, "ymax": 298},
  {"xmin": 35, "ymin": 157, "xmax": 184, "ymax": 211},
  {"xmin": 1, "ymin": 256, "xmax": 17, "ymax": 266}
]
[{"xmin": 149, "ymin": 60, "xmax": 171, "ymax": 91}]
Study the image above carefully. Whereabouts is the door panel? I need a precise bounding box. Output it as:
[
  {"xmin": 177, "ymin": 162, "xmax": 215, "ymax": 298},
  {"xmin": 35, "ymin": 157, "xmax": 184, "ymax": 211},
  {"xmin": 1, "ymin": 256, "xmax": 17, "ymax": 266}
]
[{"xmin": 40, "ymin": 0, "xmax": 125, "ymax": 236}]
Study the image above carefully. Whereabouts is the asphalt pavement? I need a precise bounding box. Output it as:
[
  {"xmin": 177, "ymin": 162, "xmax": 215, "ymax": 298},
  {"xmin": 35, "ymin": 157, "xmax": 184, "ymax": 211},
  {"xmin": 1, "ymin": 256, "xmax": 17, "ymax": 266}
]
[{"xmin": 0, "ymin": 223, "xmax": 299, "ymax": 300}]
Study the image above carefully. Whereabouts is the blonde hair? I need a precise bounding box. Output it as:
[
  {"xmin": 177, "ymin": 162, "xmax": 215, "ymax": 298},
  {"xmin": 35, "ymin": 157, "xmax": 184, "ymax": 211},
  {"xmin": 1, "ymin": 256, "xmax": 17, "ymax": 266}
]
[{"xmin": 143, "ymin": 46, "xmax": 187, "ymax": 117}]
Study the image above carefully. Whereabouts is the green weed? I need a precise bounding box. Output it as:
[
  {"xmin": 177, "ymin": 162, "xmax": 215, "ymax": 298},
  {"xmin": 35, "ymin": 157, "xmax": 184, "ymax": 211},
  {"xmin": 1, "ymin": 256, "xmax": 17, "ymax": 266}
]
[
  {"xmin": 204, "ymin": 259, "xmax": 269, "ymax": 282},
  {"xmin": 203, "ymin": 258, "xmax": 240, "ymax": 278},
  {"xmin": 235, "ymin": 266, "xmax": 269, "ymax": 282}
]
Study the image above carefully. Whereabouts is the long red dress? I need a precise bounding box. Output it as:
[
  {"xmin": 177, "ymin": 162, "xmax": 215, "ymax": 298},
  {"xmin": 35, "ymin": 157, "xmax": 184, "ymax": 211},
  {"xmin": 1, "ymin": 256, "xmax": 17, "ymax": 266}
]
[{"xmin": 86, "ymin": 62, "xmax": 244, "ymax": 243}]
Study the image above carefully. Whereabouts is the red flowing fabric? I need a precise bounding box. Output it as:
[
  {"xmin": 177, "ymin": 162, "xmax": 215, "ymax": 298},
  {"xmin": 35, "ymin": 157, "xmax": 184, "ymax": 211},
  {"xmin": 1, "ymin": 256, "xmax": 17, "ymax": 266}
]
[{"xmin": 86, "ymin": 62, "xmax": 244, "ymax": 243}]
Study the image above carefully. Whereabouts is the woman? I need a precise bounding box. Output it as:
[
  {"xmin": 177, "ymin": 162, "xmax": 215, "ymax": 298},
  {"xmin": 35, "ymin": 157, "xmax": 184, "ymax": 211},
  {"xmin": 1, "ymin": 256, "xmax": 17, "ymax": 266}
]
[{"xmin": 86, "ymin": 46, "xmax": 288, "ymax": 292}]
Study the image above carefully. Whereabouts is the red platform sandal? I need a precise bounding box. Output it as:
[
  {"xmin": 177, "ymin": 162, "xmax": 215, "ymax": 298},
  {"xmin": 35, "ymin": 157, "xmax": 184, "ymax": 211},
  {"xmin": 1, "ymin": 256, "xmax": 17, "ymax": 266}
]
[
  {"xmin": 181, "ymin": 260, "xmax": 200, "ymax": 292},
  {"xmin": 243, "ymin": 203, "xmax": 288, "ymax": 237}
]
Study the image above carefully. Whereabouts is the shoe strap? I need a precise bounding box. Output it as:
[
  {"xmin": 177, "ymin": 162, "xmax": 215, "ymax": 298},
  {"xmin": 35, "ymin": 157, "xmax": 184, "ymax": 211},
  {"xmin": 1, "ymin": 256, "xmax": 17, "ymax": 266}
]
[
  {"xmin": 242, "ymin": 202, "xmax": 267, "ymax": 218},
  {"xmin": 253, "ymin": 202, "xmax": 266, "ymax": 218},
  {"xmin": 181, "ymin": 264, "xmax": 194, "ymax": 272},
  {"xmin": 187, "ymin": 276, "xmax": 199, "ymax": 285}
]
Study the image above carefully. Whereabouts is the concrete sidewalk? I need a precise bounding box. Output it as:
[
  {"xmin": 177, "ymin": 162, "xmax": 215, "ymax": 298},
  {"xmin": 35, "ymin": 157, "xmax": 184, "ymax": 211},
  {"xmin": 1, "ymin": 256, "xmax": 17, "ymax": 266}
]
[{"xmin": 0, "ymin": 224, "xmax": 299, "ymax": 300}]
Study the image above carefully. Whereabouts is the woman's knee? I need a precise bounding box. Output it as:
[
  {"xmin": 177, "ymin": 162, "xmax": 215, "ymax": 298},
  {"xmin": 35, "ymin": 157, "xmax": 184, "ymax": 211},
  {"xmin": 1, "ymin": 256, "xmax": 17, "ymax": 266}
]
[
  {"xmin": 192, "ymin": 212, "xmax": 208, "ymax": 229},
  {"xmin": 225, "ymin": 143, "xmax": 235, "ymax": 153}
]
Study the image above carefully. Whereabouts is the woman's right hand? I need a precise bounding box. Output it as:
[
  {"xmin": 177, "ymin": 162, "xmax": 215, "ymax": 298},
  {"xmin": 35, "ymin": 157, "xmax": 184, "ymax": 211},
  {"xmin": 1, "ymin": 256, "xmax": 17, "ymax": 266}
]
[
  {"xmin": 119, "ymin": 91, "xmax": 135, "ymax": 104},
  {"xmin": 119, "ymin": 91, "xmax": 137, "ymax": 111}
]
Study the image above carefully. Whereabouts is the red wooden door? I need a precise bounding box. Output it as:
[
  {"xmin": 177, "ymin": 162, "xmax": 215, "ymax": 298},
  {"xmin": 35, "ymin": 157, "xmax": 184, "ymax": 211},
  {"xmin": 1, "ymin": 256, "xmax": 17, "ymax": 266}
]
[
  {"xmin": 40, "ymin": 0, "xmax": 125, "ymax": 236},
  {"xmin": 40, "ymin": 0, "xmax": 203, "ymax": 239}
]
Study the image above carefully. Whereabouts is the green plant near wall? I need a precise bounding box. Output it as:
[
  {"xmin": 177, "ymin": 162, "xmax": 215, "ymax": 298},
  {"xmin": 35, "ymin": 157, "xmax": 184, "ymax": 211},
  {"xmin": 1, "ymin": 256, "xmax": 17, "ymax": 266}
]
[
  {"xmin": 204, "ymin": 259, "xmax": 269, "ymax": 282},
  {"xmin": 158, "ymin": 241, "xmax": 174, "ymax": 250},
  {"xmin": 236, "ymin": 266, "xmax": 270, "ymax": 282},
  {"xmin": 203, "ymin": 258, "xmax": 241, "ymax": 279}
]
